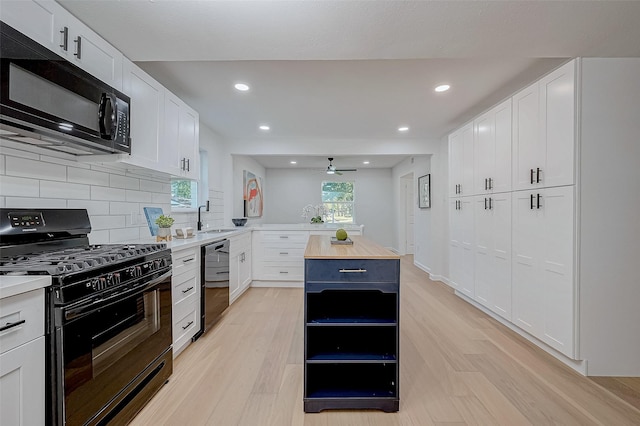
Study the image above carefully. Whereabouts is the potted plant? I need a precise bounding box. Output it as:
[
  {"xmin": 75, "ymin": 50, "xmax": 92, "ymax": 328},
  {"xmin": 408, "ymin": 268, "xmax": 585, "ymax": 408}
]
[{"xmin": 155, "ymin": 214, "xmax": 175, "ymax": 238}]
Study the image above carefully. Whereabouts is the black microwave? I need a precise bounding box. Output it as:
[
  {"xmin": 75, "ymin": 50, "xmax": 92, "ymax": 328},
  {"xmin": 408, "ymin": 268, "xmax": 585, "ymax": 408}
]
[{"xmin": 0, "ymin": 22, "xmax": 130, "ymax": 155}]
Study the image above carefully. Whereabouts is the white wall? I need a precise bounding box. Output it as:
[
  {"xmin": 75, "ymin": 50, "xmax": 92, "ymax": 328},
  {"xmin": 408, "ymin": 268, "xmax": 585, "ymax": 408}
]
[
  {"xmin": 264, "ymin": 168, "xmax": 394, "ymax": 247},
  {"xmin": 231, "ymin": 155, "xmax": 266, "ymax": 225},
  {"xmin": 578, "ymin": 58, "xmax": 640, "ymax": 375}
]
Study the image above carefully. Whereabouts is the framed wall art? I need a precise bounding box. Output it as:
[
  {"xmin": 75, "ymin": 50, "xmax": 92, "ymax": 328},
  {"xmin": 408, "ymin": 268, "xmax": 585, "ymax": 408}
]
[{"xmin": 418, "ymin": 174, "xmax": 431, "ymax": 209}]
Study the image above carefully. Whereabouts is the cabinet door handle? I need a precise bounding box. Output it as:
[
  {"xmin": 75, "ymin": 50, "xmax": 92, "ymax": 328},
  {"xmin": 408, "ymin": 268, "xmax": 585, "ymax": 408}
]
[
  {"xmin": 279, "ymin": 271, "xmax": 289, "ymax": 274},
  {"xmin": 489, "ymin": 177, "xmax": 493, "ymax": 190},
  {"xmin": 182, "ymin": 286, "xmax": 194, "ymax": 294},
  {"xmin": 74, "ymin": 36, "xmax": 82, "ymax": 59},
  {"xmin": 457, "ymin": 200, "xmax": 461, "ymax": 210},
  {"xmin": 484, "ymin": 178, "xmax": 488, "ymax": 191},
  {"xmin": 0, "ymin": 319, "xmax": 26, "ymax": 332},
  {"xmin": 484, "ymin": 197, "xmax": 488, "ymax": 210},
  {"xmin": 530, "ymin": 169, "xmax": 535, "ymax": 184},
  {"xmin": 489, "ymin": 197, "xmax": 493, "ymax": 210},
  {"xmin": 530, "ymin": 194, "xmax": 535, "ymax": 209},
  {"xmin": 279, "ymin": 235, "xmax": 289, "ymax": 239},
  {"xmin": 59, "ymin": 26, "xmax": 68, "ymax": 51},
  {"xmin": 537, "ymin": 193, "xmax": 542, "ymax": 209},
  {"xmin": 186, "ymin": 158, "xmax": 190, "ymax": 172},
  {"xmin": 183, "ymin": 257, "xmax": 195, "ymax": 263},
  {"xmin": 536, "ymin": 167, "xmax": 541, "ymax": 183},
  {"xmin": 279, "ymin": 252, "xmax": 288, "ymax": 255},
  {"xmin": 339, "ymin": 269, "xmax": 367, "ymax": 273},
  {"xmin": 182, "ymin": 321, "xmax": 194, "ymax": 330}
]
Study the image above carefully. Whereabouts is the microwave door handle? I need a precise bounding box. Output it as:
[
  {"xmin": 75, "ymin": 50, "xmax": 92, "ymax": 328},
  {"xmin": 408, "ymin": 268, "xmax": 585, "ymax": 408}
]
[{"xmin": 99, "ymin": 93, "xmax": 118, "ymax": 140}]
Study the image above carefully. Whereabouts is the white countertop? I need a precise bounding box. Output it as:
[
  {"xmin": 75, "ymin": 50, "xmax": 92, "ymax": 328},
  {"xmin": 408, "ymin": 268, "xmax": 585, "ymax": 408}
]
[
  {"xmin": 131, "ymin": 223, "xmax": 364, "ymax": 252},
  {"xmin": 0, "ymin": 275, "xmax": 51, "ymax": 299}
]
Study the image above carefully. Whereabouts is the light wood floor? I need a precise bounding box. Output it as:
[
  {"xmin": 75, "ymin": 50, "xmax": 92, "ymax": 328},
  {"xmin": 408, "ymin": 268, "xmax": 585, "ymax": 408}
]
[{"xmin": 130, "ymin": 256, "xmax": 640, "ymax": 425}]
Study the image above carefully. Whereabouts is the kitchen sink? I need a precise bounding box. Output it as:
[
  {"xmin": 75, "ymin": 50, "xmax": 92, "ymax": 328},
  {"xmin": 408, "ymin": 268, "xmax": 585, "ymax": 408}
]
[{"xmin": 200, "ymin": 228, "xmax": 236, "ymax": 234}]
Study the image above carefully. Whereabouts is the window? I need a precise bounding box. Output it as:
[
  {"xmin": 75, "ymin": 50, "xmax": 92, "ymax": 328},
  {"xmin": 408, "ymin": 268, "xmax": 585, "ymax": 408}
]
[
  {"xmin": 321, "ymin": 181, "xmax": 354, "ymax": 223},
  {"xmin": 171, "ymin": 179, "xmax": 198, "ymax": 209}
]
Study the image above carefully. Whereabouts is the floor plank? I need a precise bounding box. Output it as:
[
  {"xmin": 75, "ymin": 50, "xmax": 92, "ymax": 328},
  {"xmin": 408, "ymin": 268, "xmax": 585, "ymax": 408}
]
[{"xmin": 130, "ymin": 255, "xmax": 640, "ymax": 425}]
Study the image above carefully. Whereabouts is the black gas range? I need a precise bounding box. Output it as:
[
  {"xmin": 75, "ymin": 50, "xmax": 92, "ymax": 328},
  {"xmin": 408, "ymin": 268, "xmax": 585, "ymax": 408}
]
[{"xmin": 0, "ymin": 208, "xmax": 173, "ymax": 426}]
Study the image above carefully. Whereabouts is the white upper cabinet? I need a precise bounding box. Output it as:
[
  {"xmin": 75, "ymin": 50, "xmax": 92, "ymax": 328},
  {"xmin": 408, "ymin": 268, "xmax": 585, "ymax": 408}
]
[
  {"xmin": 449, "ymin": 122, "xmax": 474, "ymax": 197},
  {"xmin": 179, "ymin": 103, "xmax": 200, "ymax": 180},
  {"xmin": 513, "ymin": 60, "xmax": 575, "ymax": 191},
  {"xmin": 161, "ymin": 92, "xmax": 183, "ymax": 176},
  {"xmin": 160, "ymin": 92, "xmax": 200, "ymax": 180},
  {"xmin": 474, "ymin": 99, "xmax": 512, "ymax": 194},
  {"xmin": 2, "ymin": 0, "xmax": 123, "ymax": 90},
  {"xmin": 122, "ymin": 59, "xmax": 164, "ymax": 170}
]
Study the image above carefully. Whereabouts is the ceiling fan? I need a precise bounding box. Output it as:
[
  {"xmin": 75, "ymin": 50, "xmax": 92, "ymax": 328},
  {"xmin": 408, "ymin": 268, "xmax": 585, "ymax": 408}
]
[{"xmin": 326, "ymin": 157, "xmax": 357, "ymax": 175}]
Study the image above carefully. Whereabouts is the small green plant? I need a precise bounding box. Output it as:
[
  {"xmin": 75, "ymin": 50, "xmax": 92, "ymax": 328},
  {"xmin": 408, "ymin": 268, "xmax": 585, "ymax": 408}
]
[
  {"xmin": 155, "ymin": 214, "xmax": 175, "ymax": 228},
  {"xmin": 310, "ymin": 215, "xmax": 324, "ymax": 224}
]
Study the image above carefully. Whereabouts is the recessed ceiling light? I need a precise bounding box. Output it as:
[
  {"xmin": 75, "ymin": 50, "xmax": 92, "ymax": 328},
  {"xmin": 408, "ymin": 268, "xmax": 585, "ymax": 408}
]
[
  {"xmin": 234, "ymin": 83, "xmax": 250, "ymax": 92},
  {"xmin": 290, "ymin": 161, "xmax": 297, "ymax": 164},
  {"xmin": 363, "ymin": 161, "xmax": 370, "ymax": 165},
  {"xmin": 398, "ymin": 126, "xmax": 409, "ymax": 132},
  {"xmin": 435, "ymin": 84, "xmax": 450, "ymax": 92},
  {"xmin": 259, "ymin": 125, "xmax": 270, "ymax": 131}
]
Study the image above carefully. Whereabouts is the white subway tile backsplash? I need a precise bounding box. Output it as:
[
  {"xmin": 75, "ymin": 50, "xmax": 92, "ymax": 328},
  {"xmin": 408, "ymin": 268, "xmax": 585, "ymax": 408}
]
[
  {"xmin": 0, "ymin": 142, "xmax": 41, "ymax": 160},
  {"xmin": 88, "ymin": 230, "xmax": 110, "ymax": 245},
  {"xmin": 0, "ymin": 155, "xmax": 5, "ymax": 175},
  {"xmin": 41, "ymin": 180, "xmax": 90, "ymax": 199},
  {"xmin": 140, "ymin": 179, "xmax": 164, "ymax": 193},
  {"xmin": 109, "ymin": 227, "xmax": 140, "ymax": 243},
  {"xmin": 0, "ymin": 175, "xmax": 39, "ymax": 197},
  {"xmin": 125, "ymin": 189, "xmax": 152, "ymax": 202},
  {"xmin": 91, "ymin": 186, "xmax": 126, "ymax": 201},
  {"xmin": 151, "ymin": 193, "xmax": 169, "ymax": 204},
  {"xmin": 110, "ymin": 201, "xmax": 140, "ymax": 215},
  {"xmin": 6, "ymin": 156, "xmax": 67, "ymax": 181},
  {"xmin": 110, "ymin": 174, "xmax": 140, "ymax": 190},
  {"xmin": 90, "ymin": 215, "xmax": 126, "ymax": 230},
  {"xmin": 67, "ymin": 199, "xmax": 110, "ymax": 215},
  {"xmin": 40, "ymin": 155, "xmax": 90, "ymax": 169},
  {"xmin": 5, "ymin": 197, "xmax": 67, "ymax": 208},
  {"xmin": 68, "ymin": 167, "xmax": 110, "ymax": 186}
]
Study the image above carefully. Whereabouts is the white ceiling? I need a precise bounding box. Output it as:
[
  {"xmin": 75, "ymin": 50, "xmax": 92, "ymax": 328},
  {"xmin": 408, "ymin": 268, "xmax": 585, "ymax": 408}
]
[{"xmin": 59, "ymin": 0, "xmax": 640, "ymax": 170}]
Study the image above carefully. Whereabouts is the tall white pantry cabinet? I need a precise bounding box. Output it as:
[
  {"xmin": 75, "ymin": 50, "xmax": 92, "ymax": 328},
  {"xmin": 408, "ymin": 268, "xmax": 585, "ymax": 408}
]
[{"xmin": 447, "ymin": 58, "xmax": 640, "ymax": 376}]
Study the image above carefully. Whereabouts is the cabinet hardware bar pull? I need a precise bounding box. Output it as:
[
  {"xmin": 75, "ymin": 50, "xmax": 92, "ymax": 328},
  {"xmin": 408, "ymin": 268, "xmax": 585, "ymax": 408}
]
[
  {"xmin": 530, "ymin": 194, "xmax": 535, "ymax": 209},
  {"xmin": 0, "ymin": 319, "xmax": 26, "ymax": 332},
  {"xmin": 537, "ymin": 193, "xmax": 542, "ymax": 209},
  {"xmin": 530, "ymin": 169, "xmax": 535, "ymax": 184},
  {"xmin": 182, "ymin": 321, "xmax": 193, "ymax": 330},
  {"xmin": 489, "ymin": 197, "xmax": 493, "ymax": 210},
  {"xmin": 186, "ymin": 158, "xmax": 190, "ymax": 172},
  {"xmin": 489, "ymin": 178, "xmax": 493, "ymax": 190},
  {"xmin": 183, "ymin": 258, "xmax": 195, "ymax": 263},
  {"xmin": 339, "ymin": 269, "xmax": 367, "ymax": 273},
  {"xmin": 279, "ymin": 236, "xmax": 289, "ymax": 239},
  {"xmin": 279, "ymin": 252, "xmax": 288, "ymax": 255},
  {"xmin": 536, "ymin": 167, "xmax": 541, "ymax": 183},
  {"xmin": 484, "ymin": 198, "xmax": 488, "ymax": 210},
  {"xmin": 485, "ymin": 179, "xmax": 488, "ymax": 190},
  {"xmin": 182, "ymin": 286, "xmax": 194, "ymax": 294},
  {"xmin": 59, "ymin": 27, "xmax": 68, "ymax": 51},
  {"xmin": 280, "ymin": 271, "xmax": 289, "ymax": 274},
  {"xmin": 74, "ymin": 36, "xmax": 81, "ymax": 59}
]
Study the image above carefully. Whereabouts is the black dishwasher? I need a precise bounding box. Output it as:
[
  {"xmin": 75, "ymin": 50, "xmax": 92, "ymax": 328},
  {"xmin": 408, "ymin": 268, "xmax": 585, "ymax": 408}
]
[{"xmin": 195, "ymin": 239, "xmax": 230, "ymax": 339}]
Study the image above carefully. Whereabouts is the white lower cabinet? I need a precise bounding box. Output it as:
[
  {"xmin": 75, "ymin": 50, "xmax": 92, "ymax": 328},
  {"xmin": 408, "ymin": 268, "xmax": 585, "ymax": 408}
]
[
  {"xmin": 230, "ymin": 232, "xmax": 252, "ymax": 303},
  {"xmin": 0, "ymin": 288, "xmax": 46, "ymax": 426},
  {"xmin": 512, "ymin": 186, "xmax": 575, "ymax": 357},
  {"xmin": 473, "ymin": 193, "xmax": 512, "ymax": 320},
  {"xmin": 171, "ymin": 247, "xmax": 200, "ymax": 357},
  {"xmin": 252, "ymin": 231, "xmax": 309, "ymax": 282},
  {"xmin": 449, "ymin": 197, "xmax": 474, "ymax": 296}
]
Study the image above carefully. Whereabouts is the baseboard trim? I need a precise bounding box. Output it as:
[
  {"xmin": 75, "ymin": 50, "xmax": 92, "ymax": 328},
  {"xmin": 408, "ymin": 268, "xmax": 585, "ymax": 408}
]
[
  {"xmin": 454, "ymin": 290, "xmax": 587, "ymax": 376},
  {"xmin": 250, "ymin": 280, "xmax": 303, "ymax": 288}
]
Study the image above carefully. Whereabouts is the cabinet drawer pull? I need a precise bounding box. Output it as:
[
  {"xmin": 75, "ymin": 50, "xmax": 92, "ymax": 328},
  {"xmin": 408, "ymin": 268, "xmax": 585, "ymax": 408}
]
[
  {"xmin": 279, "ymin": 235, "xmax": 289, "ymax": 239},
  {"xmin": 183, "ymin": 258, "xmax": 195, "ymax": 263},
  {"xmin": 339, "ymin": 269, "xmax": 367, "ymax": 273},
  {"xmin": 279, "ymin": 252, "xmax": 289, "ymax": 255},
  {"xmin": 489, "ymin": 197, "xmax": 493, "ymax": 210},
  {"xmin": 536, "ymin": 167, "xmax": 541, "ymax": 183},
  {"xmin": 59, "ymin": 26, "xmax": 68, "ymax": 51},
  {"xmin": 530, "ymin": 168, "xmax": 535, "ymax": 184},
  {"xmin": 489, "ymin": 177, "xmax": 493, "ymax": 190},
  {"xmin": 530, "ymin": 194, "xmax": 535, "ymax": 209},
  {"xmin": 484, "ymin": 178, "xmax": 488, "ymax": 190},
  {"xmin": 0, "ymin": 319, "xmax": 26, "ymax": 332},
  {"xmin": 182, "ymin": 286, "xmax": 194, "ymax": 294},
  {"xmin": 484, "ymin": 197, "xmax": 488, "ymax": 210},
  {"xmin": 279, "ymin": 271, "xmax": 289, "ymax": 274},
  {"xmin": 74, "ymin": 36, "xmax": 82, "ymax": 59},
  {"xmin": 537, "ymin": 193, "xmax": 542, "ymax": 209},
  {"xmin": 182, "ymin": 321, "xmax": 194, "ymax": 330}
]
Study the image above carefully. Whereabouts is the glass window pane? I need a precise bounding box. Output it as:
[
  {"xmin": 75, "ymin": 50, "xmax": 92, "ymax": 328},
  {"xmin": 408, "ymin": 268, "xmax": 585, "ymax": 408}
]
[
  {"xmin": 321, "ymin": 181, "xmax": 354, "ymax": 223},
  {"xmin": 171, "ymin": 180, "xmax": 198, "ymax": 209}
]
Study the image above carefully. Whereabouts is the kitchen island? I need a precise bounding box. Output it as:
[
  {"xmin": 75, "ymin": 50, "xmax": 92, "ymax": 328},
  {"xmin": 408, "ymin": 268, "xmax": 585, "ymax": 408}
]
[{"xmin": 303, "ymin": 235, "xmax": 400, "ymax": 413}]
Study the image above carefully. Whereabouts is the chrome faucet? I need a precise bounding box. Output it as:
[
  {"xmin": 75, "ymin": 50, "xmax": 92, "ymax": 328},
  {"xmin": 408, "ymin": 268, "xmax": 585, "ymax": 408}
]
[{"xmin": 197, "ymin": 200, "xmax": 210, "ymax": 231}]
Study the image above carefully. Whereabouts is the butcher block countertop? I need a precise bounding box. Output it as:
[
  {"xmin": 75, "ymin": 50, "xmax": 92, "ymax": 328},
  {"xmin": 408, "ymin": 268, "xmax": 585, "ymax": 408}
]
[{"xmin": 304, "ymin": 235, "xmax": 400, "ymax": 259}]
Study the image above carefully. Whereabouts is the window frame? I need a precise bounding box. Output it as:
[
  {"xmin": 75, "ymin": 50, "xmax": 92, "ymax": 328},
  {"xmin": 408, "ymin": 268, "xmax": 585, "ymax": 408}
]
[{"xmin": 321, "ymin": 180, "xmax": 355, "ymax": 224}]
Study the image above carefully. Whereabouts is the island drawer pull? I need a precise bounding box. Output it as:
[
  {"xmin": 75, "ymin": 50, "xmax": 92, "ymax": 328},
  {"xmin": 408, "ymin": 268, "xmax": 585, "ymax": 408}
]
[
  {"xmin": 0, "ymin": 319, "xmax": 26, "ymax": 332},
  {"xmin": 339, "ymin": 269, "xmax": 367, "ymax": 273}
]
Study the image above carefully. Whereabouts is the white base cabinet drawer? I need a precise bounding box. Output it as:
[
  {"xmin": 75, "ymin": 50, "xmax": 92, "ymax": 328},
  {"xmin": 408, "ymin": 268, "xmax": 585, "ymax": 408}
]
[
  {"xmin": 172, "ymin": 301, "xmax": 199, "ymax": 357},
  {"xmin": 0, "ymin": 289, "xmax": 44, "ymax": 353},
  {"xmin": 0, "ymin": 335, "xmax": 45, "ymax": 426}
]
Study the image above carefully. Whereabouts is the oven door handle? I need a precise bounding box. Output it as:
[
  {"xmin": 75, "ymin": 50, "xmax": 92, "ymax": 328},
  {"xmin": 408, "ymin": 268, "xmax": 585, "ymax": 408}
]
[{"xmin": 64, "ymin": 269, "xmax": 172, "ymax": 321}]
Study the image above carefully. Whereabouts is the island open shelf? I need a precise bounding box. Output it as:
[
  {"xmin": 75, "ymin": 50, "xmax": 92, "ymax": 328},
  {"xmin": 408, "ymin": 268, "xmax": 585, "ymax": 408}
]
[{"xmin": 303, "ymin": 235, "xmax": 400, "ymax": 413}]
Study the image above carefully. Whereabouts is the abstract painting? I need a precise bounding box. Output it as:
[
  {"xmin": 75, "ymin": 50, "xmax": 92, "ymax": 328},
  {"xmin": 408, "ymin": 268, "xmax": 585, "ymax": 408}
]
[{"xmin": 243, "ymin": 170, "xmax": 263, "ymax": 217}]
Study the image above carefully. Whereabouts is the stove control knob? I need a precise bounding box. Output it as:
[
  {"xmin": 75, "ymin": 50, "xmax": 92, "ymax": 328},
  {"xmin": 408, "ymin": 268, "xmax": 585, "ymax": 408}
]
[
  {"xmin": 113, "ymin": 273, "xmax": 121, "ymax": 285},
  {"xmin": 90, "ymin": 278, "xmax": 100, "ymax": 291},
  {"xmin": 99, "ymin": 277, "xmax": 107, "ymax": 290}
]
